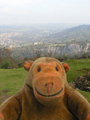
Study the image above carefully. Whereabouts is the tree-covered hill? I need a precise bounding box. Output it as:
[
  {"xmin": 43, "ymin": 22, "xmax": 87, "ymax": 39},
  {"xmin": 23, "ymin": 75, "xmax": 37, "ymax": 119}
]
[{"xmin": 48, "ymin": 25, "xmax": 90, "ymax": 43}]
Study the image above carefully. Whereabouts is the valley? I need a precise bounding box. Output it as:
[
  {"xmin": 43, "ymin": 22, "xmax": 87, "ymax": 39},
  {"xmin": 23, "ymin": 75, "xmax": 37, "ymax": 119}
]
[{"xmin": 0, "ymin": 24, "xmax": 90, "ymax": 59}]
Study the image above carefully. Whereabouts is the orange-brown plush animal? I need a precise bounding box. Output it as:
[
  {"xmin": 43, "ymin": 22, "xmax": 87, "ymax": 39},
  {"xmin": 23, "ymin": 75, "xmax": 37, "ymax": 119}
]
[{"xmin": 0, "ymin": 57, "xmax": 90, "ymax": 120}]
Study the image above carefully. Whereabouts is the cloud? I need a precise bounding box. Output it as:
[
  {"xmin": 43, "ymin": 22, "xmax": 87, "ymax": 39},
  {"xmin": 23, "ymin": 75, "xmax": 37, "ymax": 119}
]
[
  {"xmin": 0, "ymin": 7, "xmax": 12, "ymax": 14},
  {"xmin": 0, "ymin": 0, "xmax": 90, "ymax": 25},
  {"xmin": 1, "ymin": 0, "xmax": 45, "ymax": 5},
  {"xmin": 1, "ymin": 0, "xmax": 32, "ymax": 4}
]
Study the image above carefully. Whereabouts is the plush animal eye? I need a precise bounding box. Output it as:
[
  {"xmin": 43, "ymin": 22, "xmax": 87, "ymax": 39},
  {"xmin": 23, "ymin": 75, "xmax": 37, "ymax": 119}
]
[
  {"xmin": 56, "ymin": 67, "xmax": 59, "ymax": 71},
  {"xmin": 38, "ymin": 67, "xmax": 41, "ymax": 72}
]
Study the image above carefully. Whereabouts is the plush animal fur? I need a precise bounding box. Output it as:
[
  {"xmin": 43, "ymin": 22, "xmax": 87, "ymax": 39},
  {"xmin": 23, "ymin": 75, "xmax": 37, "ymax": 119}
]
[{"xmin": 0, "ymin": 57, "xmax": 90, "ymax": 120}]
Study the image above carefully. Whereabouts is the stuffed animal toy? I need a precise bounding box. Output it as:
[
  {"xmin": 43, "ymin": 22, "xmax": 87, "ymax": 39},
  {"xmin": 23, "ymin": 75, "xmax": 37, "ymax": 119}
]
[{"xmin": 0, "ymin": 57, "xmax": 90, "ymax": 120}]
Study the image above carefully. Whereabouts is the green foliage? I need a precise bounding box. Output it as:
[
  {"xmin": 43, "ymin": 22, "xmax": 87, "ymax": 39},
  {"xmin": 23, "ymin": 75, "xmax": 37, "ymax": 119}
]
[
  {"xmin": 0, "ymin": 47, "xmax": 17, "ymax": 68},
  {"xmin": 62, "ymin": 54, "xmax": 68, "ymax": 61},
  {"xmin": 48, "ymin": 25, "xmax": 90, "ymax": 42},
  {"xmin": 18, "ymin": 63, "xmax": 23, "ymax": 68},
  {"xmin": 1, "ymin": 60, "xmax": 10, "ymax": 69}
]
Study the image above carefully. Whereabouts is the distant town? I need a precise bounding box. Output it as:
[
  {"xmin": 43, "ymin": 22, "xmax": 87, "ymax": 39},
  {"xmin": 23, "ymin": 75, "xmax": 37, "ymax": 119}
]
[
  {"xmin": 0, "ymin": 24, "xmax": 75, "ymax": 48},
  {"xmin": 0, "ymin": 24, "xmax": 90, "ymax": 50},
  {"xmin": 0, "ymin": 32, "xmax": 23, "ymax": 48}
]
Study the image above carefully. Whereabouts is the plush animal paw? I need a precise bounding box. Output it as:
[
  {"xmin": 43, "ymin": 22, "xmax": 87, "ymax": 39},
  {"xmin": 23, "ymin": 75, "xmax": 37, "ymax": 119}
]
[
  {"xmin": 0, "ymin": 113, "xmax": 4, "ymax": 120},
  {"xmin": 86, "ymin": 114, "xmax": 90, "ymax": 120}
]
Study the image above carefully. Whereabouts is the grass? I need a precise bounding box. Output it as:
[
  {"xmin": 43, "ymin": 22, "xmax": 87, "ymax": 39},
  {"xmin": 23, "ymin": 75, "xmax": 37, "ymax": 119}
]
[
  {"xmin": 66, "ymin": 58, "xmax": 90, "ymax": 103},
  {"xmin": 0, "ymin": 68, "xmax": 27, "ymax": 95},
  {"xmin": 79, "ymin": 90, "xmax": 90, "ymax": 103},
  {"xmin": 0, "ymin": 58, "xmax": 90, "ymax": 104},
  {"xmin": 67, "ymin": 58, "xmax": 90, "ymax": 83}
]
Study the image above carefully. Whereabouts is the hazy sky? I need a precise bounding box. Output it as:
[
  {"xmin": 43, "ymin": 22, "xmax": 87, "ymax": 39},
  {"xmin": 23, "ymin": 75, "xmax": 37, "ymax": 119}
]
[{"xmin": 0, "ymin": 0, "xmax": 90, "ymax": 25}]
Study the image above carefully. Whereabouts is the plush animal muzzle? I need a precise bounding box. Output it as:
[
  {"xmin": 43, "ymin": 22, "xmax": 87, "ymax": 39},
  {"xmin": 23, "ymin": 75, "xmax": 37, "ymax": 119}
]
[{"xmin": 33, "ymin": 74, "xmax": 64, "ymax": 106}]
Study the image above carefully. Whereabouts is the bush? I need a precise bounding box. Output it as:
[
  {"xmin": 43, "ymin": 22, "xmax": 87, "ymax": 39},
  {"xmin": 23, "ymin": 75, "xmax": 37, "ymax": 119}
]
[
  {"xmin": 62, "ymin": 54, "xmax": 68, "ymax": 61},
  {"xmin": 1, "ymin": 60, "xmax": 10, "ymax": 69}
]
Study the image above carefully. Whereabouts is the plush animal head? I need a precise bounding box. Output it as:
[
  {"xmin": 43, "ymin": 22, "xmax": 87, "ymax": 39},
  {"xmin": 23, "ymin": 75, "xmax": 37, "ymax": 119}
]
[{"xmin": 24, "ymin": 57, "xmax": 69, "ymax": 106}]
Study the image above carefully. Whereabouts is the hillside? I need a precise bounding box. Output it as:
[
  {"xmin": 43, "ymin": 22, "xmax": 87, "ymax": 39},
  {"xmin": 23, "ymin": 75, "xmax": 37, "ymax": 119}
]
[
  {"xmin": 0, "ymin": 24, "xmax": 73, "ymax": 48},
  {"xmin": 1, "ymin": 24, "xmax": 90, "ymax": 48},
  {"xmin": 1, "ymin": 24, "xmax": 90, "ymax": 60},
  {"xmin": 48, "ymin": 25, "xmax": 90, "ymax": 43},
  {"xmin": 11, "ymin": 40, "xmax": 90, "ymax": 60}
]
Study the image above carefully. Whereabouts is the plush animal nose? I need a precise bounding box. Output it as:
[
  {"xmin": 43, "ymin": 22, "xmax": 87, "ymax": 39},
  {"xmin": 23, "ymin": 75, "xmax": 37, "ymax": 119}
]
[
  {"xmin": 45, "ymin": 82, "xmax": 53, "ymax": 87},
  {"xmin": 45, "ymin": 82, "xmax": 54, "ymax": 94}
]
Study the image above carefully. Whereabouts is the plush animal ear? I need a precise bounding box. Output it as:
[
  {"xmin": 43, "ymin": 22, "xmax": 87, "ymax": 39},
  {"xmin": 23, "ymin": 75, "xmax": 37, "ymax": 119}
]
[
  {"xmin": 24, "ymin": 60, "xmax": 33, "ymax": 71},
  {"xmin": 62, "ymin": 63, "xmax": 69, "ymax": 72}
]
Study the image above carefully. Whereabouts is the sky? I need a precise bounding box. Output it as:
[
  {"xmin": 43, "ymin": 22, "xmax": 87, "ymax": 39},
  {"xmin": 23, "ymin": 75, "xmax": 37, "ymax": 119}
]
[{"xmin": 0, "ymin": 0, "xmax": 90, "ymax": 25}]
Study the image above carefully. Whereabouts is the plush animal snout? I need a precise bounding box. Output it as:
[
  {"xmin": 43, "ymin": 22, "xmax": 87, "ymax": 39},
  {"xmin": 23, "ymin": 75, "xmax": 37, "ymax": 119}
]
[{"xmin": 45, "ymin": 82, "xmax": 54, "ymax": 94}]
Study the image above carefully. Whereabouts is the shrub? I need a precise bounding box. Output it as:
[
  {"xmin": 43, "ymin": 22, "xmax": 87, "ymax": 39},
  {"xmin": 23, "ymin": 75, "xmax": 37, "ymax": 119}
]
[{"xmin": 1, "ymin": 60, "xmax": 10, "ymax": 69}]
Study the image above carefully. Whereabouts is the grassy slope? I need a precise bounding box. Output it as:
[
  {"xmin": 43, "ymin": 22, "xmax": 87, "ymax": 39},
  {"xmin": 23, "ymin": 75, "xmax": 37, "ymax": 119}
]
[
  {"xmin": 0, "ymin": 58, "xmax": 90, "ymax": 104},
  {"xmin": 0, "ymin": 68, "xmax": 27, "ymax": 95},
  {"xmin": 67, "ymin": 59, "xmax": 90, "ymax": 103},
  {"xmin": 67, "ymin": 58, "xmax": 90, "ymax": 82}
]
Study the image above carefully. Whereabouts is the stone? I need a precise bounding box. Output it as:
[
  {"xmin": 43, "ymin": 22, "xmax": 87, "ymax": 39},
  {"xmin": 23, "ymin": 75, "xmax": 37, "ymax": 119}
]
[{"xmin": 75, "ymin": 72, "xmax": 90, "ymax": 91}]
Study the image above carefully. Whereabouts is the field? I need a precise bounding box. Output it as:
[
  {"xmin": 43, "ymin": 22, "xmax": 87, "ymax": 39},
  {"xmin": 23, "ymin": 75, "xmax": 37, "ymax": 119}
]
[
  {"xmin": 0, "ymin": 68, "xmax": 27, "ymax": 104},
  {"xmin": 67, "ymin": 58, "xmax": 90, "ymax": 82},
  {"xmin": 0, "ymin": 58, "xmax": 90, "ymax": 105}
]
